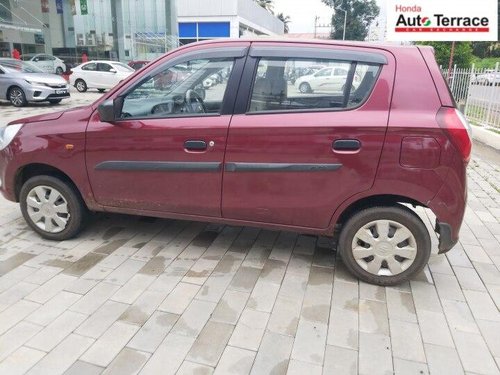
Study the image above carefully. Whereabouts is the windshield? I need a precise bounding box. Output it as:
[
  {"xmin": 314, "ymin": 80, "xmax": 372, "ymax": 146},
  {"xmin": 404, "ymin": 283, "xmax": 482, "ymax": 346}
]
[
  {"xmin": 113, "ymin": 62, "xmax": 135, "ymax": 72},
  {"xmin": 0, "ymin": 60, "xmax": 44, "ymax": 73}
]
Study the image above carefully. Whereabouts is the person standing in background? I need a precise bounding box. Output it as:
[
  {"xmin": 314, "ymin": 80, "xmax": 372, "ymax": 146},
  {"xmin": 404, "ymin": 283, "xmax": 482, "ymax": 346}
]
[
  {"xmin": 81, "ymin": 52, "xmax": 88, "ymax": 63},
  {"xmin": 12, "ymin": 48, "xmax": 20, "ymax": 60}
]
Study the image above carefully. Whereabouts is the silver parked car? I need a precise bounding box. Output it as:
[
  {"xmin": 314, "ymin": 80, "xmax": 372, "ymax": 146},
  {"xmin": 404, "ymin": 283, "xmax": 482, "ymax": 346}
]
[{"xmin": 0, "ymin": 58, "xmax": 70, "ymax": 107}]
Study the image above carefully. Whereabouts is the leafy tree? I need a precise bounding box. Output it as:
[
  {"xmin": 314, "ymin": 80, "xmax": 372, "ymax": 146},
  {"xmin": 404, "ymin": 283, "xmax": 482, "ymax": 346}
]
[
  {"xmin": 418, "ymin": 42, "xmax": 474, "ymax": 68},
  {"xmin": 277, "ymin": 13, "xmax": 291, "ymax": 33},
  {"xmin": 322, "ymin": 0, "xmax": 379, "ymax": 41},
  {"xmin": 256, "ymin": 0, "xmax": 274, "ymax": 14}
]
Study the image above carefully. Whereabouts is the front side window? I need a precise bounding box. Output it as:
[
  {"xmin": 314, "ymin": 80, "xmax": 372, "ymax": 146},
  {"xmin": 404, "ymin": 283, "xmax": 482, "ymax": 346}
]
[
  {"xmin": 97, "ymin": 63, "xmax": 113, "ymax": 72},
  {"xmin": 82, "ymin": 63, "xmax": 96, "ymax": 71},
  {"xmin": 248, "ymin": 57, "xmax": 381, "ymax": 113},
  {"xmin": 120, "ymin": 57, "xmax": 234, "ymax": 119}
]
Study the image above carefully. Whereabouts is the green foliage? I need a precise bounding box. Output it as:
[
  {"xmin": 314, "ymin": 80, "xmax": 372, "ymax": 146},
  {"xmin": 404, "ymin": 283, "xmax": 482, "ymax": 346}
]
[
  {"xmin": 277, "ymin": 13, "xmax": 291, "ymax": 33},
  {"xmin": 256, "ymin": 0, "xmax": 274, "ymax": 13},
  {"xmin": 418, "ymin": 42, "xmax": 473, "ymax": 68},
  {"xmin": 322, "ymin": 0, "xmax": 379, "ymax": 41},
  {"xmin": 472, "ymin": 56, "xmax": 500, "ymax": 69},
  {"xmin": 472, "ymin": 42, "xmax": 500, "ymax": 58}
]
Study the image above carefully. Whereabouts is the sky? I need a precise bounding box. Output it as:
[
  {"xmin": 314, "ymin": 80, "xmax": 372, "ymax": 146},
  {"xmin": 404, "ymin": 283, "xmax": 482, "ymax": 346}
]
[{"xmin": 273, "ymin": 0, "xmax": 384, "ymax": 34}]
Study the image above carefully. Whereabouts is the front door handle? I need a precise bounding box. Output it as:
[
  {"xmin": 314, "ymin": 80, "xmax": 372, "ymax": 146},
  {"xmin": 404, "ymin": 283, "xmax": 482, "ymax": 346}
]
[
  {"xmin": 333, "ymin": 139, "xmax": 361, "ymax": 151},
  {"xmin": 185, "ymin": 140, "xmax": 207, "ymax": 151}
]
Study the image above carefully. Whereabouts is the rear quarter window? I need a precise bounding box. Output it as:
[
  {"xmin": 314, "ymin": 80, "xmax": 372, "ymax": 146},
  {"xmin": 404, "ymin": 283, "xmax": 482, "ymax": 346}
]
[{"xmin": 248, "ymin": 57, "xmax": 381, "ymax": 113}]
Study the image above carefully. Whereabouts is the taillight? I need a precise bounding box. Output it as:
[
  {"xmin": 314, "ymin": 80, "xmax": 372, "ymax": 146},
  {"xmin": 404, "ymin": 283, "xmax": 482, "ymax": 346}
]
[{"xmin": 436, "ymin": 107, "xmax": 472, "ymax": 163}]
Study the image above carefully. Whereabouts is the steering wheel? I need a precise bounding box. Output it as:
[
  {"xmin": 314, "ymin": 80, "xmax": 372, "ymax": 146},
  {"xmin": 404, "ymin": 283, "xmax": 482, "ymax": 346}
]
[{"xmin": 184, "ymin": 89, "xmax": 206, "ymax": 114}]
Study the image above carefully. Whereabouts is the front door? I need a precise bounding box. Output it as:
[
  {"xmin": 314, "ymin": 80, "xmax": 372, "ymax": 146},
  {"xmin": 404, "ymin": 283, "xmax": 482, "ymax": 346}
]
[
  {"xmin": 85, "ymin": 46, "xmax": 248, "ymax": 217},
  {"xmin": 222, "ymin": 44, "xmax": 395, "ymax": 229}
]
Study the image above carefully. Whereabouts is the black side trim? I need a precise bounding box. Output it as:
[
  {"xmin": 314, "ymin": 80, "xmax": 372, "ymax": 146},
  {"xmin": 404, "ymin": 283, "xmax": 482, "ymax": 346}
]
[
  {"xmin": 225, "ymin": 162, "xmax": 342, "ymax": 172},
  {"xmin": 95, "ymin": 161, "xmax": 221, "ymax": 172},
  {"xmin": 249, "ymin": 46, "xmax": 388, "ymax": 65}
]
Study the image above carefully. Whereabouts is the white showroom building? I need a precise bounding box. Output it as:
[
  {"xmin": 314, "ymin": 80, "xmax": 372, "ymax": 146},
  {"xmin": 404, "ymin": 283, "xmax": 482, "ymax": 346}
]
[{"xmin": 177, "ymin": 0, "xmax": 284, "ymax": 45}]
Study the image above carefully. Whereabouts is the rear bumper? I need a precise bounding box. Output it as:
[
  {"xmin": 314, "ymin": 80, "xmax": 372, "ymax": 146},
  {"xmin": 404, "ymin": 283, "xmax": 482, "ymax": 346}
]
[{"xmin": 435, "ymin": 221, "xmax": 458, "ymax": 254}]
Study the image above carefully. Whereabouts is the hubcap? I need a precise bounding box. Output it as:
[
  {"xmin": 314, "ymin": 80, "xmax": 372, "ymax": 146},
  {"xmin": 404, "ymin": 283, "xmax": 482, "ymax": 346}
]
[
  {"xmin": 77, "ymin": 81, "xmax": 85, "ymax": 91},
  {"xmin": 26, "ymin": 186, "xmax": 70, "ymax": 233},
  {"xmin": 351, "ymin": 220, "xmax": 417, "ymax": 276},
  {"xmin": 10, "ymin": 89, "xmax": 23, "ymax": 106}
]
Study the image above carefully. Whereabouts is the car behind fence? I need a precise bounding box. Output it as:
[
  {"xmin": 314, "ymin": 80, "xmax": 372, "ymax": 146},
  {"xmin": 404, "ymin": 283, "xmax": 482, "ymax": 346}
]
[{"xmin": 442, "ymin": 63, "xmax": 500, "ymax": 129}]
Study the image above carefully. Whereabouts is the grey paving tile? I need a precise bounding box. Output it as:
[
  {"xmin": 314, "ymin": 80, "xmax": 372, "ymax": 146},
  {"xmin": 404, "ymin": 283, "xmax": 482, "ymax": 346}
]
[
  {"xmin": 27, "ymin": 334, "xmax": 94, "ymax": 375},
  {"xmin": 139, "ymin": 333, "xmax": 195, "ymax": 374},
  {"xmin": 26, "ymin": 290, "xmax": 81, "ymax": 326},
  {"xmin": 118, "ymin": 290, "xmax": 166, "ymax": 326},
  {"xmin": 211, "ymin": 289, "xmax": 250, "ymax": 325},
  {"xmin": 127, "ymin": 311, "xmax": 178, "ymax": 353},
  {"xmin": 416, "ymin": 310, "xmax": 455, "ymax": 348},
  {"xmin": 0, "ymin": 299, "xmax": 41, "ymax": 335},
  {"xmin": 359, "ymin": 299, "xmax": 389, "ymax": 335},
  {"xmin": 290, "ymin": 320, "xmax": 327, "ymax": 366},
  {"xmin": 389, "ymin": 319, "xmax": 426, "ymax": 363},
  {"xmin": 80, "ymin": 321, "xmax": 139, "ymax": 367},
  {"xmin": 463, "ymin": 289, "xmax": 500, "ymax": 322},
  {"xmin": 76, "ymin": 300, "xmax": 129, "ymax": 339},
  {"xmin": 64, "ymin": 360, "xmax": 104, "ymax": 375},
  {"xmin": 102, "ymin": 348, "xmax": 149, "ymax": 375},
  {"xmin": 393, "ymin": 358, "xmax": 429, "ymax": 375},
  {"xmin": 186, "ymin": 321, "xmax": 234, "ymax": 367},
  {"xmin": 0, "ymin": 321, "xmax": 43, "ymax": 361},
  {"xmin": 170, "ymin": 299, "xmax": 217, "ymax": 338},
  {"xmin": 0, "ymin": 346, "xmax": 46, "ymax": 375},
  {"xmin": 25, "ymin": 274, "xmax": 77, "ymax": 304},
  {"xmin": 158, "ymin": 282, "xmax": 200, "ymax": 315},
  {"xmin": 323, "ymin": 345, "xmax": 358, "ymax": 375},
  {"xmin": 424, "ymin": 344, "xmax": 464, "ymax": 375},
  {"xmin": 70, "ymin": 282, "xmax": 121, "ymax": 315},
  {"xmin": 286, "ymin": 359, "xmax": 322, "ymax": 375},
  {"xmin": 358, "ymin": 332, "xmax": 393, "ymax": 375},
  {"xmin": 250, "ymin": 332, "xmax": 293, "ymax": 375},
  {"xmin": 229, "ymin": 308, "xmax": 269, "ymax": 351},
  {"xmin": 453, "ymin": 331, "xmax": 499, "ymax": 374},
  {"xmin": 213, "ymin": 346, "xmax": 255, "ymax": 375},
  {"xmin": 177, "ymin": 361, "xmax": 214, "ymax": 375},
  {"xmin": 386, "ymin": 289, "xmax": 417, "ymax": 323}
]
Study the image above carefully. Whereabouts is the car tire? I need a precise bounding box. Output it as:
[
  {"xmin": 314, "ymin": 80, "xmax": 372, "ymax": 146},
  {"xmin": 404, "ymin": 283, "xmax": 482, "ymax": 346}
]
[
  {"xmin": 8, "ymin": 86, "xmax": 28, "ymax": 107},
  {"xmin": 20, "ymin": 175, "xmax": 89, "ymax": 241},
  {"xmin": 299, "ymin": 82, "xmax": 312, "ymax": 93},
  {"xmin": 337, "ymin": 205, "xmax": 431, "ymax": 286},
  {"xmin": 56, "ymin": 67, "xmax": 64, "ymax": 75},
  {"xmin": 75, "ymin": 79, "xmax": 87, "ymax": 92},
  {"xmin": 98, "ymin": 89, "xmax": 105, "ymax": 93},
  {"xmin": 49, "ymin": 99, "xmax": 62, "ymax": 104}
]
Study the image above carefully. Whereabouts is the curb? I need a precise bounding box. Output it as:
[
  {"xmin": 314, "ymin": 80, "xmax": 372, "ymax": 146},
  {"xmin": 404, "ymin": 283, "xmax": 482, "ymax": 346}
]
[{"xmin": 472, "ymin": 126, "xmax": 500, "ymax": 151}]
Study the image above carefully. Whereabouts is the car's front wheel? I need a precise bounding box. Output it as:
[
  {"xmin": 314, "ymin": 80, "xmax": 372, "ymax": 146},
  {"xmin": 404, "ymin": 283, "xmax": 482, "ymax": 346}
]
[
  {"xmin": 20, "ymin": 176, "xmax": 88, "ymax": 241},
  {"xmin": 299, "ymin": 82, "xmax": 312, "ymax": 93},
  {"xmin": 56, "ymin": 67, "xmax": 64, "ymax": 75},
  {"xmin": 75, "ymin": 79, "xmax": 87, "ymax": 92},
  {"xmin": 9, "ymin": 86, "xmax": 27, "ymax": 107},
  {"xmin": 338, "ymin": 205, "xmax": 431, "ymax": 286}
]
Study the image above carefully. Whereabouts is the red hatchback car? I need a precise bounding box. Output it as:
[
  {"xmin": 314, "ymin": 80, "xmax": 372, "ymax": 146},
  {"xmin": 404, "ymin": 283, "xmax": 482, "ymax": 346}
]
[{"xmin": 0, "ymin": 39, "xmax": 471, "ymax": 285}]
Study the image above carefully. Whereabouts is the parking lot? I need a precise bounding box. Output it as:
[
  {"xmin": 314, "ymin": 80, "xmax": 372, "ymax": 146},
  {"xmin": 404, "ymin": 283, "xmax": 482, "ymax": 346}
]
[{"xmin": 0, "ymin": 90, "xmax": 499, "ymax": 375}]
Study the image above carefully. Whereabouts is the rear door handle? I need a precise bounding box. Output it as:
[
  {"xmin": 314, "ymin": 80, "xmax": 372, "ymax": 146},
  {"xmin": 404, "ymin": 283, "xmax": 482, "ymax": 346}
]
[
  {"xmin": 184, "ymin": 140, "xmax": 207, "ymax": 151},
  {"xmin": 333, "ymin": 139, "xmax": 361, "ymax": 151}
]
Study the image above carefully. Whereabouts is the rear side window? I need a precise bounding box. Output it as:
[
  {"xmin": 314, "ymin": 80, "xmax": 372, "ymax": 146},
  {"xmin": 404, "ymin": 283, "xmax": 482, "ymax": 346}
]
[
  {"xmin": 82, "ymin": 63, "xmax": 96, "ymax": 71},
  {"xmin": 248, "ymin": 57, "xmax": 381, "ymax": 113}
]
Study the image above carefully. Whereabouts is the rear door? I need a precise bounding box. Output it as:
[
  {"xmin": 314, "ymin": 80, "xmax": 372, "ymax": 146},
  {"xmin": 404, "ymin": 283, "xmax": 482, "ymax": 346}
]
[{"xmin": 222, "ymin": 43, "xmax": 395, "ymax": 229}]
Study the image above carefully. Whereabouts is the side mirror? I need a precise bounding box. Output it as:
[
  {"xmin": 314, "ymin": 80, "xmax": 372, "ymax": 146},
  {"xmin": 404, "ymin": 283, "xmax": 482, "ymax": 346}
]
[
  {"xmin": 98, "ymin": 98, "xmax": 122, "ymax": 122},
  {"xmin": 109, "ymin": 68, "xmax": 117, "ymax": 73}
]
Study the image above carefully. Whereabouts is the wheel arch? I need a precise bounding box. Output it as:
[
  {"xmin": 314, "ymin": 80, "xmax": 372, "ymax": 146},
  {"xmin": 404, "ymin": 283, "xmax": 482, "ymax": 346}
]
[
  {"xmin": 333, "ymin": 194, "xmax": 426, "ymax": 232},
  {"xmin": 14, "ymin": 163, "xmax": 85, "ymax": 206}
]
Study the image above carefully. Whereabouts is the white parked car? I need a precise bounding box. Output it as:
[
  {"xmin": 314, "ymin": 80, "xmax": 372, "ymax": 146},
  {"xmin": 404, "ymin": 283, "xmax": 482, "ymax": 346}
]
[
  {"xmin": 295, "ymin": 66, "xmax": 359, "ymax": 93},
  {"xmin": 474, "ymin": 70, "xmax": 500, "ymax": 86},
  {"xmin": 70, "ymin": 61, "xmax": 135, "ymax": 92},
  {"xmin": 22, "ymin": 54, "xmax": 66, "ymax": 75}
]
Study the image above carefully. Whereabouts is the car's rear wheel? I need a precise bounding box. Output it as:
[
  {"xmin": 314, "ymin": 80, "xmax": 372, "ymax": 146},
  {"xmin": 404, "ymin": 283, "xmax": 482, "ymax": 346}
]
[
  {"xmin": 75, "ymin": 79, "xmax": 87, "ymax": 92},
  {"xmin": 9, "ymin": 86, "xmax": 27, "ymax": 107},
  {"xmin": 299, "ymin": 82, "xmax": 312, "ymax": 93},
  {"xmin": 56, "ymin": 67, "xmax": 64, "ymax": 75},
  {"xmin": 49, "ymin": 99, "xmax": 62, "ymax": 104},
  {"xmin": 338, "ymin": 205, "xmax": 431, "ymax": 286},
  {"xmin": 20, "ymin": 176, "xmax": 88, "ymax": 241}
]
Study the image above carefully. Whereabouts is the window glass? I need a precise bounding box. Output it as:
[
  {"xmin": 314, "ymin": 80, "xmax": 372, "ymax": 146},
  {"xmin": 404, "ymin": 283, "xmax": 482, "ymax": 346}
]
[
  {"xmin": 121, "ymin": 57, "xmax": 234, "ymax": 119},
  {"xmin": 82, "ymin": 63, "xmax": 97, "ymax": 71},
  {"xmin": 97, "ymin": 63, "xmax": 113, "ymax": 72},
  {"xmin": 248, "ymin": 58, "xmax": 380, "ymax": 113}
]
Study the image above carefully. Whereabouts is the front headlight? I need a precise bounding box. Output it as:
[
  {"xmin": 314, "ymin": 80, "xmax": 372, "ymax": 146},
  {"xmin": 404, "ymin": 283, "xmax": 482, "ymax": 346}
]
[
  {"xmin": 0, "ymin": 124, "xmax": 23, "ymax": 151},
  {"xmin": 25, "ymin": 80, "xmax": 49, "ymax": 87}
]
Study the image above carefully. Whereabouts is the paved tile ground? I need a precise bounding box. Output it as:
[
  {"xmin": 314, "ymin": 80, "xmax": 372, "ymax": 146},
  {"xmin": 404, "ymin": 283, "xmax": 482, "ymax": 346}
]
[{"xmin": 0, "ymin": 91, "xmax": 499, "ymax": 374}]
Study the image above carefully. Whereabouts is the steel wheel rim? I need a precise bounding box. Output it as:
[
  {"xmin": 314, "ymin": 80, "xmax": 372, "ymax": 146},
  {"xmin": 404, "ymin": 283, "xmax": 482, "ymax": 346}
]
[
  {"xmin": 26, "ymin": 185, "xmax": 70, "ymax": 234},
  {"xmin": 351, "ymin": 219, "xmax": 417, "ymax": 276},
  {"xmin": 10, "ymin": 89, "xmax": 23, "ymax": 106}
]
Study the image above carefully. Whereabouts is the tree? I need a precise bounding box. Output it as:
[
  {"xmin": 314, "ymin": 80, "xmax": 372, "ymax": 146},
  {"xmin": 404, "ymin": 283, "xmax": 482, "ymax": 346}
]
[
  {"xmin": 277, "ymin": 13, "xmax": 291, "ymax": 33},
  {"xmin": 256, "ymin": 0, "xmax": 274, "ymax": 14},
  {"xmin": 418, "ymin": 42, "xmax": 473, "ymax": 68},
  {"xmin": 322, "ymin": 0, "xmax": 379, "ymax": 41}
]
